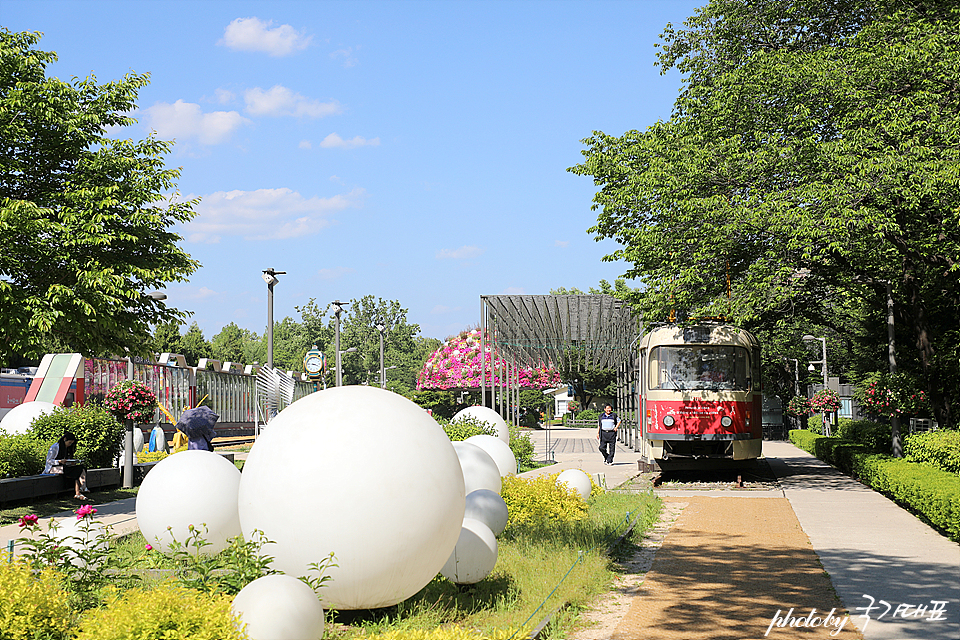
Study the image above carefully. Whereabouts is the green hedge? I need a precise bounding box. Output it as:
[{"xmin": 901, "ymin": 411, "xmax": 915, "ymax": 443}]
[
  {"xmin": 0, "ymin": 433, "xmax": 49, "ymax": 477},
  {"xmin": 790, "ymin": 429, "xmax": 960, "ymax": 542},
  {"xmin": 904, "ymin": 430, "xmax": 960, "ymax": 475}
]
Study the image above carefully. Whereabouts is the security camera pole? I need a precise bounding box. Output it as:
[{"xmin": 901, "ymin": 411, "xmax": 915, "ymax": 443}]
[{"xmin": 263, "ymin": 269, "xmax": 286, "ymax": 369}]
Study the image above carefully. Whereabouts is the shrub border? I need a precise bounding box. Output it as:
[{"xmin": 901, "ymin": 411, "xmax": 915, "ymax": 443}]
[{"xmin": 789, "ymin": 429, "xmax": 960, "ymax": 542}]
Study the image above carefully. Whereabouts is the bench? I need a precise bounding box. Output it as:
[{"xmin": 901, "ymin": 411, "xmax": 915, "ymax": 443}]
[{"xmin": 0, "ymin": 467, "xmax": 121, "ymax": 505}]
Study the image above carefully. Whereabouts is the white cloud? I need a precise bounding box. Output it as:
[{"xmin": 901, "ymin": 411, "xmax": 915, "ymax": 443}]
[
  {"xmin": 330, "ymin": 47, "xmax": 359, "ymax": 67},
  {"xmin": 317, "ymin": 267, "xmax": 354, "ymax": 280},
  {"xmin": 214, "ymin": 88, "xmax": 235, "ymax": 104},
  {"xmin": 244, "ymin": 85, "xmax": 342, "ymax": 118},
  {"xmin": 142, "ymin": 100, "xmax": 250, "ymax": 145},
  {"xmin": 219, "ymin": 17, "xmax": 312, "ymax": 56},
  {"xmin": 555, "ymin": 240, "xmax": 570, "ymax": 248},
  {"xmin": 318, "ymin": 133, "xmax": 380, "ymax": 149},
  {"xmin": 183, "ymin": 187, "xmax": 366, "ymax": 242},
  {"xmin": 431, "ymin": 305, "xmax": 461, "ymax": 314},
  {"xmin": 436, "ymin": 245, "xmax": 484, "ymax": 260},
  {"xmin": 501, "ymin": 287, "xmax": 526, "ymax": 295},
  {"xmin": 299, "ymin": 140, "xmax": 312, "ymax": 149}
]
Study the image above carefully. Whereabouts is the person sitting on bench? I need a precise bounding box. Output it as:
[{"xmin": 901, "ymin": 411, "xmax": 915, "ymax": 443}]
[{"xmin": 43, "ymin": 431, "xmax": 88, "ymax": 500}]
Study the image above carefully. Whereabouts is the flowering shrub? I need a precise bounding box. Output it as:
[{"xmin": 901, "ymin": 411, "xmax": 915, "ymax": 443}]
[
  {"xmin": 810, "ymin": 389, "xmax": 841, "ymax": 413},
  {"xmin": 785, "ymin": 395, "xmax": 812, "ymax": 417},
  {"xmin": 103, "ymin": 380, "xmax": 157, "ymax": 423},
  {"xmin": 29, "ymin": 404, "xmax": 125, "ymax": 469},
  {"xmin": 0, "ymin": 560, "xmax": 72, "ymax": 640},
  {"xmin": 855, "ymin": 372, "xmax": 931, "ymax": 418},
  {"xmin": 417, "ymin": 328, "xmax": 561, "ymax": 390},
  {"xmin": 500, "ymin": 473, "xmax": 588, "ymax": 529}
]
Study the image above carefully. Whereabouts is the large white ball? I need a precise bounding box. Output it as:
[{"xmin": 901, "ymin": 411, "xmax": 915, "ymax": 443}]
[
  {"xmin": 452, "ymin": 441, "xmax": 501, "ymax": 495},
  {"xmin": 465, "ymin": 434, "xmax": 517, "ymax": 477},
  {"xmin": 464, "ymin": 489, "xmax": 509, "ymax": 536},
  {"xmin": 136, "ymin": 450, "xmax": 242, "ymax": 554},
  {"xmin": 556, "ymin": 469, "xmax": 593, "ymax": 501},
  {"xmin": 0, "ymin": 401, "xmax": 57, "ymax": 436},
  {"xmin": 233, "ymin": 574, "xmax": 324, "ymax": 640},
  {"xmin": 238, "ymin": 386, "xmax": 465, "ymax": 610},
  {"xmin": 441, "ymin": 517, "xmax": 498, "ymax": 585},
  {"xmin": 453, "ymin": 406, "xmax": 509, "ymax": 445}
]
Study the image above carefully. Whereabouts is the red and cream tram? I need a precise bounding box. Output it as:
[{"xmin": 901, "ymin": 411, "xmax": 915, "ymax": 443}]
[{"xmin": 638, "ymin": 323, "xmax": 763, "ymax": 469}]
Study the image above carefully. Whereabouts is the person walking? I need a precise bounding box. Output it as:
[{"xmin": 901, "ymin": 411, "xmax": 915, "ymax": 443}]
[{"xmin": 598, "ymin": 404, "xmax": 620, "ymax": 465}]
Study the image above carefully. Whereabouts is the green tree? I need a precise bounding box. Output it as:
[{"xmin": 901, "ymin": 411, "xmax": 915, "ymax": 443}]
[
  {"xmin": 570, "ymin": 0, "xmax": 960, "ymax": 426},
  {"xmin": 210, "ymin": 322, "xmax": 246, "ymax": 364},
  {"xmin": 179, "ymin": 322, "xmax": 210, "ymax": 367},
  {"xmin": 0, "ymin": 30, "xmax": 199, "ymax": 362},
  {"xmin": 152, "ymin": 320, "xmax": 183, "ymax": 356}
]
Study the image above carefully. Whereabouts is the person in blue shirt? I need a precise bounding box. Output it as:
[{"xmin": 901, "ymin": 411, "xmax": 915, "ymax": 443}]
[{"xmin": 598, "ymin": 404, "xmax": 620, "ymax": 465}]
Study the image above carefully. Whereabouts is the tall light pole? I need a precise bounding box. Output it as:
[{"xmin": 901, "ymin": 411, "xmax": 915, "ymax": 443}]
[
  {"xmin": 375, "ymin": 321, "xmax": 386, "ymax": 388},
  {"xmin": 262, "ymin": 269, "xmax": 285, "ymax": 369},
  {"xmin": 332, "ymin": 300, "xmax": 347, "ymax": 386},
  {"xmin": 803, "ymin": 334, "xmax": 830, "ymax": 436},
  {"xmin": 338, "ymin": 346, "xmax": 357, "ymax": 385},
  {"xmin": 802, "ymin": 334, "xmax": 828, "ymax": 385}
]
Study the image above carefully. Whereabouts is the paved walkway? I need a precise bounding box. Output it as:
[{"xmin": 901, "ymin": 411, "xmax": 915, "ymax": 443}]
[{"xmin": 3, "ymin": 431, "xmax": 957, "ymax": 639}]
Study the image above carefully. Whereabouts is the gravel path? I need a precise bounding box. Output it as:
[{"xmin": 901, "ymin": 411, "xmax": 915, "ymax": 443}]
[{"xmin": 575, "ymin": 496, "xmax": 864, "ymax": 640}]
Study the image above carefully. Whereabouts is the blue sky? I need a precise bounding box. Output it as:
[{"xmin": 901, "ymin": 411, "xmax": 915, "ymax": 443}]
[{"xmin": 5, "ymin": 0, "xmax": 701, "ymax": 341}]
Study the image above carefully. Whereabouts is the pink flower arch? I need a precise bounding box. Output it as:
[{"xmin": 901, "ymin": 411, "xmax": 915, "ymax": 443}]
[{"xmin": 417, "ymin": 328, "xmax": 561, "ymax": 391}]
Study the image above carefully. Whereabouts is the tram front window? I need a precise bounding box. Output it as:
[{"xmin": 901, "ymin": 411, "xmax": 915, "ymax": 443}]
[{"xmin": 652, "ymin": 346, "xmax": 749, "ymax": 391}]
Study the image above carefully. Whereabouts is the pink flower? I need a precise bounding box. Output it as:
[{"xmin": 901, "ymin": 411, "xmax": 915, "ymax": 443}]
[
  {"xmin": 145, "ymin": 543, "xmax": 153, "ymax": 551},
  {"xmin": 18, "ymin": 514, "xmax": 39, "ymax": 528},
  {"xmin": 75, "ymin": 504, "xmax": 97, "ymax": 519}
]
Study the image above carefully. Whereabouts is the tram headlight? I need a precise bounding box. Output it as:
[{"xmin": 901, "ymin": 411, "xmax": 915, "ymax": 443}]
[
  {"xmin": 662, "ymin": 415, "xmax": 675, "ymax": 428},
  {"xmin": 720, "ymin": 416, "xmax": 733, "ymax": 428}
]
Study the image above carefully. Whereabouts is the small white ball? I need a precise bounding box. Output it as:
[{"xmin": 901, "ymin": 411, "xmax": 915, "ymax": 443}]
[
  {"xmin": 464, "ymin": 489, "xmax": 509, "ymax": 536},
  {"xmin": 441, "ymin": 518, "xmax": 498, "ymax": 585},
  {"xmin": 0, "ymin": 401, "xmax": 57, "ymax": 436},
  {"xmin": 233, "ymin": 574, "xmax": 325, "ymax": 640},
  {"xmin": 453, "ymin": 406, "xmax": 510, "ymax": 445},
  {"xmin": 136, "ymin": 450, "xmax": 242, "ymax": 554},
  {"xmin": 465, "ymin": 434, "xmax": 517, "ymax": 477},
  {"xmin": 452, "ymin": 441, "xmax": 501, "ymax": 495},
  {"xmin": 556, "ymin": 469, "xmax": 593, "ymax": 501}
]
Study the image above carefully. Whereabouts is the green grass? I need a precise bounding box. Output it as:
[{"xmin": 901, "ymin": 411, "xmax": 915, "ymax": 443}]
[
  {"xmin": 0, "ymin": 487, "xmax": 139, "ymax": 525},
  {"xmin": 325, "ymin": 488, "xmax": 661, "ymax": 639}
]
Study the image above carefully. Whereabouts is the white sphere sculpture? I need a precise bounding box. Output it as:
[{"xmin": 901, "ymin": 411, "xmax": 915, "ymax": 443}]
[
  {"xmin": 464, "ymin": 489, "xmax": 509, "ymax": 536},
  {"xmin": 133, "ymin": 427, "xmax": 144, "ymax": 453},
  {"xmin": 136, "ymin": 450, "xmax": 242, "ymax": 555},
  {"xmin": 441, "ymin": 517, "xmax": 498, "ymax": 585},
  {"xmin": 0, "ymin": 401, "xmax": 57, "ymax": 436},
  {"xmin": 465, "ymin": 434, "xmax": 517, "ymax": 477},
  {"xmin": 238, "ymin": 386, "xmax": 465, "ymax": 610},
  {"xmin": 556, "ymin": 469, "xmax": 593, "ymax": 501},
  {"xmin": 453, "ymin": 405, "xmax": 510, "ymax": 445},
  {"xmin": 452, "ymin": 441, "xmax": 501, "ymax": 495},
  {"xmin": 233, "ymin": 574, "xmax": 325, "ymax": 640}
]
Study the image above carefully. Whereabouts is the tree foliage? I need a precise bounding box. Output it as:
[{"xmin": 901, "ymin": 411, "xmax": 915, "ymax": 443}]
[
  {"xmin": 570, "ymin": 0, "xmax": 960, "ymax": 425},
  {"xmin": 0, "ymin": 30, "xmax": 199, "ymax": 362}
]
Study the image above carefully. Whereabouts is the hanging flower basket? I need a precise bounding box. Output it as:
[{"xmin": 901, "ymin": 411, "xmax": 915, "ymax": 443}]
[
  {"xmin": 103, "ymin": 380, "xmax": 158, "ymax": 423},
  {"xmin": 785, "ymin": 395, "xmax": 812, "ymax": 417},
  {"xmin": 810, "ymin": 389, "xmax": 841, "ymax": 414}
]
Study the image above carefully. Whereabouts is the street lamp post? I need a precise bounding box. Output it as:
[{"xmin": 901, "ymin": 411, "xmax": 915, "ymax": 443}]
[
  {"xmin": 803, "ymin": 334, "xmax": 830, "ymax": 435},
  {"xmin": 338, "ymin": 346, "xmax": 357, "ymax": 385},
  {"xmin": 262, "ymin": 269, "xmax": 285, "ymax": 370},
  {"xmin": 332, "ymin": 301, "xmax": 348, "ymax": 386}
]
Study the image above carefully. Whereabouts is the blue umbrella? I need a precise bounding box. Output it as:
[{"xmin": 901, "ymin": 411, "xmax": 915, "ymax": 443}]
[{"xmin": 176, "ymin": 406, "xmax": 219, "ymax": 450}]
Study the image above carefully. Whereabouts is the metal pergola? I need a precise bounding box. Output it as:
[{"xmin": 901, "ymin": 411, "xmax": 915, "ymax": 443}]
[{"xmin": 479, "ymin": 295, "xmax": 643, "ymax": 456}]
